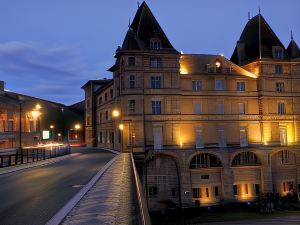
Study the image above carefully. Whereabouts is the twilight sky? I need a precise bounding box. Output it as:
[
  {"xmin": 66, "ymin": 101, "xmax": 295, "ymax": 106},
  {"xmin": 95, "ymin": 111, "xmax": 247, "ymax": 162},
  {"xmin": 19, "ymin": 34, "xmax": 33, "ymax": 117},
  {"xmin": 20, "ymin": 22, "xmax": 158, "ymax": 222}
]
[{"xmin": 0, "ymin": 0, "xmax": 299, "ymax": 105}]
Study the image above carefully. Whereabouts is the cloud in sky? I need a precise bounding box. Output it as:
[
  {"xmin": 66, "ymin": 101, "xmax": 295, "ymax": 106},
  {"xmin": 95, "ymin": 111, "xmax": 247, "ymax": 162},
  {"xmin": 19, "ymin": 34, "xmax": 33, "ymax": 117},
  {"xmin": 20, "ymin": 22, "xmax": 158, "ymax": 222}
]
[{"xmin": 0, "ymin": 41, "xmax": 98, "ymax": 104}]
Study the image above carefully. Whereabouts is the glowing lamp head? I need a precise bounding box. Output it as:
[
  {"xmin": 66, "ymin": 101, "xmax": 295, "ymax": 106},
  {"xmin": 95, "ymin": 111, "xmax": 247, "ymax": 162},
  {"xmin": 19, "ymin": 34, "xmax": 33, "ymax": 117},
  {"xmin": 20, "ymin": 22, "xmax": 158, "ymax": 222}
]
[
  {"xmin": 58, "ymin": 133, "xmax": 61, "ymax": 137},
  {"xmin": 31, "ymin": 110, "xmax": 40, "ymax": 118},
  {"xmin": 35, "ymin": 104, "xmax": 41, "ymax": 110},
  {"xmin": 215, "ymin": 61, "xmax": 221, "ymax": 68},
  {"xmin": 112, "ymin": 109, "xmax": 120, "ymax": 118},
  {"xmin": 74, "ymin": 124, "xmax": 81, "ymax": 130},
  {"xmin": 119, "ymin": 124, "xmax": 124, "ymax": 130},
  {"xmin": 50, "ymin": 125, "xmax": 54, "ymax": 129}
]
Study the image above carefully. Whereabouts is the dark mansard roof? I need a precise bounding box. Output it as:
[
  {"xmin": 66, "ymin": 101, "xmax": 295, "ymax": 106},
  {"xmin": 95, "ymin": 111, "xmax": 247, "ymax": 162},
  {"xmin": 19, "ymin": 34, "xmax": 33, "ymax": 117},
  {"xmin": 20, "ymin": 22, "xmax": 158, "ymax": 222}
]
[
  {"xmin": 121, "ymin": 1, "xmax": 177, "ymax": 53},
  {"xmin": 231, "ymin": 14, "xmax": 289, "ymax": 65},
  {"xmin": 287, "ymin": 39, "xmax": 300, "ymax": 59}
]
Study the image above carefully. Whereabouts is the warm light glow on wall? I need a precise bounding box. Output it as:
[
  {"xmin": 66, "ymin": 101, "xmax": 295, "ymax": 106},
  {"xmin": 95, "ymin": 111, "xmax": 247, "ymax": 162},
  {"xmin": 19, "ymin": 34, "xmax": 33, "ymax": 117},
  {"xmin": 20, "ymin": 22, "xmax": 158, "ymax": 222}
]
[
  {"xmin": 31, "ymin": 110, "xmax": 40, "ymax": 119},
  {"xmin": 119, "ymin": 124, "xmax": 124, "ymax": 130},
  {"xmin": 263, "ymin": 123, "xmax": 271, "ymax": 145},
  {"xmin": 286, "ymin": 123, "xmax": 295, "ymax": 144},
  {"xmin": 180, "ymin": 65, "xmax": 189, "ymax": 75}
]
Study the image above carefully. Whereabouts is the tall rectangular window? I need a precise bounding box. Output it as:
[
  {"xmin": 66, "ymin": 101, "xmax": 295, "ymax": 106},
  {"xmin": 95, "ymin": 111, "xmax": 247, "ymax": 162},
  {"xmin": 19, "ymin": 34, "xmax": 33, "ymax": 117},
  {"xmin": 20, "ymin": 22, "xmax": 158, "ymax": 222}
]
[
  {"xmin": 129, "ymin": 100, "xmax": 135, "ymax": 113},
  {"xmin": 280, "ymin": 128, "xmax": 287, "ymax": 146},
  {"xmin": 8, "ymin": 120, "xmax": 14, "ymax": 132},
  {"xmin": 217, "ymin": 102, "xmax": 224, "ymax": 114},
  {"xmin": 237, "ymin": 81, "xmax": 245, "ymax": 91},
  {"xmin": 245, "ymin": 184, "xmax": 249, "ymax": 194},
  {"xmin": 274, "ymin": 49, "xmax": 283, "ymax": 59},
  {"xmin": 99, "ymin": 132, "xmax": 103, "ymax": 143},
  {"xmin": 105, "ymin": 93, "xmax": 108, "ymax": 102},
  {"xmin": 110, "ymin": 89, "xmax": 113, "ymax": 98},
  {"xmin": 194, "ymin": 103, "xmax": 201, "ymax": 114},
  {"xmin": 152, "ymin": 101, "xmax": 162, "ymax": 114},
  {"xmin": 129, "ymin": 75, "xmax": 135, "ymax": 88},
  {"xmin": 192, "ymin": 81, "xmax": 201, "ymax": 91},
  {"xmin": 281, "ymin": 150, "xmax": 290, "ymax": 164},
  {"xmin": 240, "ymin": 126, "xmax": 248, "ymax": 147},
  {"xmin": 195, "ymin": 127, "xmax": 204, "ymax": 149},
  {"xmin": 150, "ymin": 39, "xmax": 162, "ymax": 50},
  {"xmin": 215, "ymin": 79, "xmax": 224, "ymax": 91},
  {"xmin": 151, "ymin": 76, "xmax": 161, "ymax": 89},
  {"xmin": 150, "ymin": 58, "xmax": 162, "ymax": 68},
  {"xmin": 255, "ymin": 184, "xmax": 260, "ymax": 195},
  {"xmin": 275, "ymin": 65, "xmax": 283, "ymax": 74},
  {"xmin": 233, "ymin": 185, "xmax": 238, "ymax": 195},
  {"xmin": 278, "ymin": 102, "xmax": 285, "ymax": 114},
  {"xmin": 192, "ymin": 188, "xmax": 199, "ymax": 198},
  {"xmin": 214, "ymin": 186, "xmax": 219, "ymax": 197},
  {"xmin": 218, "ymin": 127, "xmax": 226, "ymax": 147},
  {"xmin": 239, "ymin": 103, "xmax": 245, "ymax": 114},
  {"xmin": 276, "ymin": 82, "xmax": 285, "ymax": 92},
  {"xmin": 105, "ymin": 111, "xmax": 108, "ymax": 120},
  {"xmin": 128, "ymin": 56, "xmax": 135, "ymax": 66},
  {"xmin": 148, "ymin": 186, "xmax": 158, "ymax": 197}
]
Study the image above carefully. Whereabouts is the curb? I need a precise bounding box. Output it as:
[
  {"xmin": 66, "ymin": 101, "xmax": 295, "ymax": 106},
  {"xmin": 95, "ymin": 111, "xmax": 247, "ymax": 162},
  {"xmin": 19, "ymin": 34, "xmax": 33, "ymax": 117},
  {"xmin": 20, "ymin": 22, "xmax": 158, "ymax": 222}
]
[
  {"xmin": 101, "ymin": 147, "xmax": 120, "ymax": 155},
  {"xmin": 0, "ymin": 153, "xmax": 80, "ymax": 176},
  {"xmin": 45, "ymin": 154, "xmax": 120, "ymax": 225}
]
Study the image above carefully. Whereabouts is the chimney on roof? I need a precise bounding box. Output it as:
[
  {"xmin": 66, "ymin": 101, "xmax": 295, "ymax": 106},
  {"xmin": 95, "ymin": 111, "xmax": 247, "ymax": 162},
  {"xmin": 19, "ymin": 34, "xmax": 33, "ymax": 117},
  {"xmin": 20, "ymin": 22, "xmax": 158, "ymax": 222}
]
[
  {"xmin": 236, "ymin": 41, "xmax": 246, "ymax": 65},
  {"xmin": 0, "ymin": 80, "xmax": 4, "ymax": 92}
]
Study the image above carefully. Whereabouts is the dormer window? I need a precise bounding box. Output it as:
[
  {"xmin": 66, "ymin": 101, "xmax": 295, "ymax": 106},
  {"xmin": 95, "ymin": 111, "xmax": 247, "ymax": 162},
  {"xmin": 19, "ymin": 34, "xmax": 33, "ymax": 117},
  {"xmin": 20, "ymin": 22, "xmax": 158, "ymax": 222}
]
[
  {"xmin": 273, "ymin": 47, "xmax": 283, "ymax": 59},
  {"xmin": 150, "ymin": 39, "xmax": 162, "ymax": 50}
]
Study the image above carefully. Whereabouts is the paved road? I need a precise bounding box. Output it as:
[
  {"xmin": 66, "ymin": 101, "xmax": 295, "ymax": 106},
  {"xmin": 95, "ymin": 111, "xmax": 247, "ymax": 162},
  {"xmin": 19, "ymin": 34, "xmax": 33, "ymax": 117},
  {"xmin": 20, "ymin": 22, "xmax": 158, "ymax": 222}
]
[{"xmin": 0, "ymin": 148, "xmax": 115, "ymax": 225}]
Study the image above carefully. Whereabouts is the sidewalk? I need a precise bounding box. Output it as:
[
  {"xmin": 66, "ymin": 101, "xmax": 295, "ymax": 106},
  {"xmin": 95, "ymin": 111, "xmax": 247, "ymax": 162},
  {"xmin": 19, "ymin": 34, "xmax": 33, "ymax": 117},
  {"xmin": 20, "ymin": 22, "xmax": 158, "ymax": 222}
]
[
  {"xmin": 0, "ymin": 153, "xmax": 79, "ymax": 175},
  {"xmin": 61, "ymin": 153, "xmax": 138, "ymax": 225}
]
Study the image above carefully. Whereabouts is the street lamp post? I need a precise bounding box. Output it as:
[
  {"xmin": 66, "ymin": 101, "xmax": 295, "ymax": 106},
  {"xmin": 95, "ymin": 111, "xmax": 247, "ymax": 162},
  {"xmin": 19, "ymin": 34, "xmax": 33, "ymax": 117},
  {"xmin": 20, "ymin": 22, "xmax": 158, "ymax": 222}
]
[{"xmin": 50, "ymin": 124, "xmax": 55, "ymax": 142}]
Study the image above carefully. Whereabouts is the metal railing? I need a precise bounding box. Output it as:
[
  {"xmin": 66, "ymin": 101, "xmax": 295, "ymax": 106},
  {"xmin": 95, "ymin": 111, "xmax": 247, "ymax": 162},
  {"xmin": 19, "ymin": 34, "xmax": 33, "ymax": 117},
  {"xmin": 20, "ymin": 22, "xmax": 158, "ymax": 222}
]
[
  {"xmin": 131, "ymin": 153, "xmax": 152, "ymax": 225},
  {"xmin": 0, "ymin": 144, "xmax": 70, "ymax": 168}
]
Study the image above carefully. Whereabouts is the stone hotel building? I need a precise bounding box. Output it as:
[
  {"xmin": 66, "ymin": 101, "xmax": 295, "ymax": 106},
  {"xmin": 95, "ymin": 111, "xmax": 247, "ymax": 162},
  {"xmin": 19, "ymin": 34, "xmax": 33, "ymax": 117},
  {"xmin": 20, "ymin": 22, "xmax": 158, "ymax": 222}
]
[{"xmin": 83, "ymin": 2, "xmax": 300, "ymax": 210}]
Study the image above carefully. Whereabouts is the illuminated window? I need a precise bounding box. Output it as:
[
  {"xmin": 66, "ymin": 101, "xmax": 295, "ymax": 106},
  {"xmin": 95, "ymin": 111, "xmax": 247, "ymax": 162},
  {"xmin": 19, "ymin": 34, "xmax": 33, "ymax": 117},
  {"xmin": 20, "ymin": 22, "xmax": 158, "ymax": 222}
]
[
  {"xmin": 150, "ymin": 58, "xmax": 162, "ymax": 68},
  {"xmin": 128, "ymin": 56, "xmax": 135, "ymax": 66},
  {"xmin": 189, "ymin": 153, "xmax": 222, "ymax": 169},
  {"xmin": 275, "ymin": 65, "xmax": 282, "ymax": 74},
  {"xmin": 152, "ymin": 101, "xmax": 161, "ymax": 115},
  {"xmin": 129, "ymin": 100, "xmax": 135, "ymax": 113},
  {"xmin": 237, "ymin": 81, "xmax": 245, "ymax": 91},
  {"xmin": 283, "ymin": 181, "xmax": 294, "ymax": 192},
  {"xmin": 276, "ymin": 82, "xmax": 285, "ymax": 92},
  {"xmin": 129, "ymin": 75, "xmax": 135, "ymax": 88},
  {"xmin": 150, "ymin": 39, "xmax": 162, "ymax": 50},
  {"xmin": 240, "ymin": 126, "xmax": 248, "ymax": 147},
  {"xmin": 278, "ymin": 102, "xmax": 285, "ymax": 114},
  {"xmin": 151, "ymin": 76, "xmax": 161, "ymax": 89},
  {"xmin": 215, "ymin": 79, "xmax": 224, "ymax": 90},
  {"xmin": 232, "ymin": 151, "xmax": 260, "ymax": 166}
]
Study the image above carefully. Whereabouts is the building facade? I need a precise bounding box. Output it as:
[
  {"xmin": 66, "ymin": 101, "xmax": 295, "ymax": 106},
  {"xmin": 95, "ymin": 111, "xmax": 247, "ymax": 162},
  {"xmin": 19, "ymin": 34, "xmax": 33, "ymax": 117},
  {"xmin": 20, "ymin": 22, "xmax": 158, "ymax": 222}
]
[
  {"xmin": 0, "ymin": 81, "xmax": 84, "ymax": 149},
  {"xmin": 83, "ymin": 2, "xmax": 300, "ymax": 210}
]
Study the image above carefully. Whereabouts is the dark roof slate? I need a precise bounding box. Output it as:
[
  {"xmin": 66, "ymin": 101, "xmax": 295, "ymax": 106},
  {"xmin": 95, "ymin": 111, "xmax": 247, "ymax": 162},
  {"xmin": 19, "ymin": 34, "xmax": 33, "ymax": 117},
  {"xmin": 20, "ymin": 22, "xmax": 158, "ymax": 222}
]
[
  {"xmin": 231, "ymin": 14, "xmax": 289, "ymax": 65},
  {"xmin": 287, "ymin": 40, "xmax": 300, "ymax": 59},
  {"xmin": 121, "ymin": 1, "xmax": 177, "ymax": 53}
]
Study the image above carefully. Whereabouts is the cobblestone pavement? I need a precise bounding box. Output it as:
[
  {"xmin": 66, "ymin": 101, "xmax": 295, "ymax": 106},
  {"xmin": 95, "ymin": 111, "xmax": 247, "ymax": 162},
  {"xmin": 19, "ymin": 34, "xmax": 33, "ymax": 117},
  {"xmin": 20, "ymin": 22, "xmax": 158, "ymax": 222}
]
[
  {"xmin": 207, "ymin": 215, "xmax": 300, "ymax": 225},
  {"xmin": 62, "ymin": 153, "xmax": 139, "ymax": 225}
]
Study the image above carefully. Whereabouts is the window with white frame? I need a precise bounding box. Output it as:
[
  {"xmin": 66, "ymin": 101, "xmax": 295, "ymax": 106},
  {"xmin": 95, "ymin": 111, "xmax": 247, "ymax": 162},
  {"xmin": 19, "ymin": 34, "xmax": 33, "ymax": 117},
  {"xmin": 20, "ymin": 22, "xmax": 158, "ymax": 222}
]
[
  {"xmin": 215, "ymin": 79, "xmax": 224, "ymax": 91},
  {"xmin": 280, "ymin": 150, "xmax": 290, "ymax": 164},
  {"xmin": 129, "ymin": 75, "xmax": 135, "ymax": 88},
  {"xmin": 240, "ymin": 126, "xmax": 248, "ymax": 147},
  {"xmin": 150, "ymin": 39, "xmax": 162, "ymax": 50},
  {"xmin": 150, "ymin": 58, "xmax": 162, "ymax": 68},
  {"xmin": 192, "ymin": 80, "xmax": 201, "ymax": 91},
  {"xmin": 278, "ymin": 102, "xmax": 286, "ymax": 114},
  {"xmin": 276, "ymin": 82, "xmax": 285, "ymax": 92},
  {"xmin": 151, "ymin": 76, "xmax": 161, "ymax": 89},
  {"xmin": 237, "ymin": 81, "xmax": 245, "ymax": 91},
  {"xmin": 280, "ymin": 127, "xmax": 287, "ymax": 146},
  {"xmin": 195, "ymin": 126, "xmax": 204, "ymax": 148},
  {"xmin": 129, "ymin": 100, "xmax": 135, "ymax": 114},
  {"xmin": 239, "ymin": 103, "xmax": 245, "ymax": 114},
  {"xmin": 152, "ymin": 101, "xmax": 161, "ymax": 114}
]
